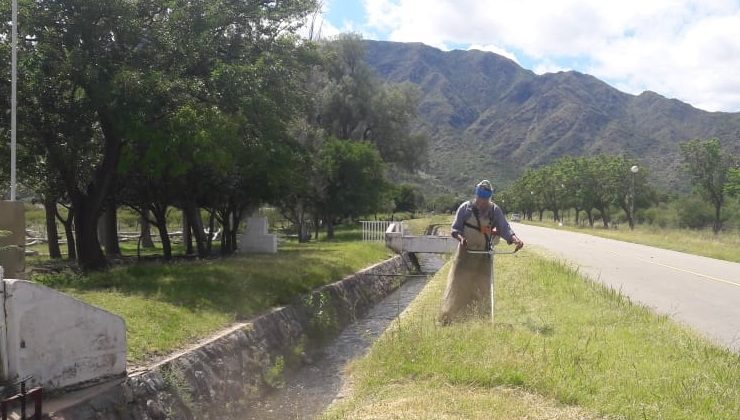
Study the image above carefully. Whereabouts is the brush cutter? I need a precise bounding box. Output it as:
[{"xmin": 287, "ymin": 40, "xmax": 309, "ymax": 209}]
[{"xmin": 467, "ymin": 246, "xmax": 520, "ymax": 323}]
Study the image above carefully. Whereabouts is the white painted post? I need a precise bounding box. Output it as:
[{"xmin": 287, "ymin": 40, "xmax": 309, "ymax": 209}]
[
  {"xmin": 10, "ymin": 0, "xmax": 18, "ymax": 201},
  {"xmin": 0, "ymin": 265, "xmax": 6, "ymax": 380}
]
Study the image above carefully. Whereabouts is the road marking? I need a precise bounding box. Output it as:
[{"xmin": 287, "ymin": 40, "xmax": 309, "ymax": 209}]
[{"xmin": 603, "ymin": 249, "xmax": 740, "ymax": 288}]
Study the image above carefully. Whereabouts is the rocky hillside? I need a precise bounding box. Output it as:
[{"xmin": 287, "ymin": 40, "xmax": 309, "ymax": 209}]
[{"xmin": 364, "ymin": 40, "xmax": 740, "ymax": 192}]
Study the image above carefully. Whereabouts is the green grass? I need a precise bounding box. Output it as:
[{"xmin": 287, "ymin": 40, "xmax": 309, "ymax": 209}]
[
  {"xmin": 403, "ymin": 214, "xmax": 454, "ymax": 235},
  {"xmin": 34, "ymin": 234, "xmax": 391, "ymax": 364},
  {"xmin": 324, "ymin": 253, "xmax": 740, "ymax": 419},
  {"xmin": 522, "ymin": 220, "xmax": 740, "ymax": 263}
]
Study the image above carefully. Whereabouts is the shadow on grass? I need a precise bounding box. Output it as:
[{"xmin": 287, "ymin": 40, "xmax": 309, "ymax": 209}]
[{"xmin": 33, "ymin": 239, "xmax": 376, "ymax": 320}]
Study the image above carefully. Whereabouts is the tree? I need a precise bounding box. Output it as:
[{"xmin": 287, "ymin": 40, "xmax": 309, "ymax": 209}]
[
  {"xmin": 16, "ymin": 0, "xmax": 318, "ymax": 268},
  {"xmin": 607, "ymin": 157, "xmax": 653, "ymax": 230},
  {"xmin": 393, "ymin": 184, "xmax": 425, "ymax": 215},
  {"xmin": 318, "ymin": 34, "xmax": 427, "ymax": 169},
  {"xmin": 313, "ymin": 137, "xmax": 389, "ymax": 238},
  {"xmin": 680, "ymin": 139, "xmax": 734, "ymax": 233},
  {"xmin": 726, "ymin": 168, "xmax": 740, "ymax": 197}
]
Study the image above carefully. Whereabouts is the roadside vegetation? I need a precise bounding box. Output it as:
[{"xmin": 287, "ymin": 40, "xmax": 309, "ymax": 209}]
[
  {"xmin": 324, "ymin": 253, "xmax": 740, "ymax": 419},
  {"xmin": 34, "ymin": 226, "xmax": 390, "ymax": 364},
  {"xmin": 521, "ymin": 218, "xmax": 740, "ymax": 263}
]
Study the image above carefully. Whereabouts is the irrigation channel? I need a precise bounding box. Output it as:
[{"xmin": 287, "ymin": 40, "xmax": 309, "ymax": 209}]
[{"xmin": 246, "ymin": 253, "xmax": 445, "ymax": 420}]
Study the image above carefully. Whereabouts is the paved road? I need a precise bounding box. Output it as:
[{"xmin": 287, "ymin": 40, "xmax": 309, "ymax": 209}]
[{"xmin": 511, "ymin": 223, "xmax": 740, "ymax": 352}]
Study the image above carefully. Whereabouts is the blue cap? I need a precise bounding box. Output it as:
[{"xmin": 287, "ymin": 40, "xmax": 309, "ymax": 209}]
[{"xmin": 475, "ymin": 185, "xmax": 493, "ymax": 198}]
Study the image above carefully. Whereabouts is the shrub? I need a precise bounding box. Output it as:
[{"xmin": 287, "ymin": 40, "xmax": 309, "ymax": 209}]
[{"xmin": 676, "ymin": 195, "xmax": 716, "ymax": 229}]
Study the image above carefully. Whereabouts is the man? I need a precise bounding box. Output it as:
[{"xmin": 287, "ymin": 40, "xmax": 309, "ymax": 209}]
[{"xmin": 439, "ymin": 180, "xmax": 524, "ymax": 324}]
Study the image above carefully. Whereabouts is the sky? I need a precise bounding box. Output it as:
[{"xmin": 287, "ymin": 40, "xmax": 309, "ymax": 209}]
[{"xmin": 315, "ymin": 0, "xmax": 740, "ymax": 113}]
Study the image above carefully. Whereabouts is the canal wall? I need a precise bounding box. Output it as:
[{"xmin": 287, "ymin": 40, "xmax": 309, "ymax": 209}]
[{"xmin": 46, "ymin": 254, "xmax": 412, "ymax": 420}]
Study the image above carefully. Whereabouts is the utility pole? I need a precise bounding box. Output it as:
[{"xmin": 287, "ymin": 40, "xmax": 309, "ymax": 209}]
[
  {"xmin": 630, "ymin": 165, "xmax": 639, "ymax": 230},
  {"xmin": 10, "ymin": 0, "xmax": 18, "ymax": 201}
]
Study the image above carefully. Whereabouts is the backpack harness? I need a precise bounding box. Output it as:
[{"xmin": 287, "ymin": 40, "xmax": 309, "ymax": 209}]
[{"xmin": 463, "ymin": 202, "xmax": 498, "ymax": 251}]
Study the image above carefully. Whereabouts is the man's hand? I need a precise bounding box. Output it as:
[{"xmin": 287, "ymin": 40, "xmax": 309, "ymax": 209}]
[
  {"xmin": 453, "ymin": 232, "xmax": 467, "ymax": 248},
  {"xmin": 512, "ymin": 236, "xmax": 524, "ymax": 252}
]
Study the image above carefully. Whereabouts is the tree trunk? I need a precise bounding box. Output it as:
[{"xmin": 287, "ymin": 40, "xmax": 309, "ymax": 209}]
[
  {"xmin": 598, "ymin": 206, "xmax": 610, "ymax": 228},
  {"xmin": 297, "ymin": 215, "xmax": 310, "ymax": 243},
  {"xmin": 184, "ymin": 203, "xmax": 208, "ymax": 257},
  {"xmin": 182, "ymin": 212, "xmax": 194, "ymax": 255},
  {"xmin": 586, "ymin": 209, "xmax": 594, "ymax": 227},
  {"xmin": 56, "ymin": 208, "xmax": 77, "ymax": 260},
  {"xmin": 70, "ymin": 109, "xmax": 122, "ymax": 271},
  {"xmin": 574, "ymin": 207, "xmax": 581, "ymax": 225},
  {"xmin": 219, "ymin": 212, "xmax": 231, "ymax": 255},
  {"xmin": 713, "ymin": 205, "xmax": 722, "ymax": 234},
  {"xmin": 538, "ymin": 209, "xmax": 544, "ymax": 221},
  {"xmin": 217, "ymin": 209, "xmax": 231, "ymax": 256},
  {"xmin": 101, "ymin": 205, "xmax": 121, "ymax": 257},
  {"xmin": 44, "ymin": 196, "xmax": 62, "ymax": 259},
  {"xmin": 326, "ymin": 218, "xmax": 335, "ymax": 239},
  {"xmin": 74, "ymin": 199, "xmax": 108, "ymax": 271},
  {"xmin": 153, "ymin": 208, "xmax": 172, "ymax": 260},
  {"xmin": 207, "ymin": 210, "xmax": 216, "ymax": 254},
  {"xmin": 314, "ymin": 216, "xmax": 320, "ymax": 240},
  {"xmin": 231, "ymin": 208, "xmax": 243, "ymax": 254},
  {"xmin": 140, "ymin": 213, "xmax": 155, "ymax": 248},
  {"xmin": 553, "ymin": 208, "xmax": 560, "ymax": 222}
]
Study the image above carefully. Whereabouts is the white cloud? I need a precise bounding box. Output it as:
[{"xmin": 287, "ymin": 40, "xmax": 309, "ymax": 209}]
[
  {"xmin": 359, "ymin": 0, "xmax": 740, "ymax": 112},
  {"xmin": 467, "ymin": 44, "xmax": 519, "ymax": 63},
  {"xmin": 297, "ymin": 7, "xmax": 341, "ymax": 40},
  {"xmin": 532, "ymin": 60, "xmax": 571, "ymax": 75}
]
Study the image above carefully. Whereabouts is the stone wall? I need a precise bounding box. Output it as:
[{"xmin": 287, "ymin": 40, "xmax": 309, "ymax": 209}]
[{"xmin": 47, "ymin": 254, "xmax": 410, "ymax": 420}]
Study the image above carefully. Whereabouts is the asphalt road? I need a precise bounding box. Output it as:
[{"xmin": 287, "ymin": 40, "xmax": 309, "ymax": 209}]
[{"xmin": 510, "ymin": 222, "xmax": 740, "ymax": 352}]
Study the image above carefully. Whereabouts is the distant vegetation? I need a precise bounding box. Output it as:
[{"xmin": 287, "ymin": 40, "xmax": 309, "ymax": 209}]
[
  {"xmin": 497, "ymin": 139, "xmax": 739, "ymax": 234},
  {"xmin": 0, "ymin": 1, "xmax": 425, "ymax": 271},
  {"xmin": 363, "ymin": 40, "xmax": 740, "ymax": 193}
]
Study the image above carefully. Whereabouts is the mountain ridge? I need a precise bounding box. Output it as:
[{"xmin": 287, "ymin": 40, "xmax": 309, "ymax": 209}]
[{"xmin": 363, "ymin": 40, "xmax": 740, "ymax": 192}]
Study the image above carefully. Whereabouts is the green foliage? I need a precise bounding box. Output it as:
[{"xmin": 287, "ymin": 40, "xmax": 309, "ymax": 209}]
[
  {"xmin": 327, "ymin": 255, "xmax": 740, "ymax": 419},
  {"xmin": 264, "ymin": 356, "xmax": 286, "ymax": 389},
  {"xmin": 676, "ymin": 195, "xmax": 719, "ymax": 229},
  {"xmin": 425, "ymin": 194, "xmax": 460, "ymax": 214},
  {"xmin": 318, "ymin": 34, "xmax": 427, "ymax": 169},
  {"xmin": 361, "ymin": 41, "xmax": 740, "ymax": 193},
  {"xmin": 6, "ymin": 0, "xmax": 321, "ymax": 268},
  {"xmin": 393, "ymin": 184, "xmax": 425, "ymax": 214},
  {"xmin": 505, "ymin": 155, "xmax": 653, "ymax": 228},
  {"xmin": 726, "ymin": 167, "xmax": 740, "ymax": 197},
  {"xmin": 34, "ymin": 232, "xmax": 389, "ymax": 362},
  {"xmin": 303, "ymin": 291, "xmax": 338, "ymax": 342},
  {"xmin": 680, "ymin": 138, "xmax": 735, "ymax": 233},
  {"xmin": 316, "ymin": 137, "xmax": 389, "ymax": 219},
  {"xmin": 161, "ymin": 365, "xmax": 194, "ymax": 409},
  {"xmin": 641, "ymin": 202, "xmax": 679, "ymax": 228}
]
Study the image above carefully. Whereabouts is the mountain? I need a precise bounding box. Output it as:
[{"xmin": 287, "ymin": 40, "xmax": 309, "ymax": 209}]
[{"xmin": 363, "ymin": 40, "xmax": 740, "ymax": 193}]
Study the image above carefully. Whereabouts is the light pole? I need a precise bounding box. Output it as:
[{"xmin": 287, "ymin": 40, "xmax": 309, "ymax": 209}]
[
  {"xmin": 630, "ymin": 165, "xmax": 639, "ymax": 230},
  {"xmin": 10, "ymin": 0, "xmax": 18, "ymax": 201}
]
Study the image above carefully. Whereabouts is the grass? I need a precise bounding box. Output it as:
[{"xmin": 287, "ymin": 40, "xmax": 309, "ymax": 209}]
[
  {"xmin": 403, "ymin": 214, "xmax": 454, "ymax": 235},
  {"xmin": 522, "ymin": 219, "xmax": 740, "ymax": 263},
  {"xmin": 323, "ymin": 252, "xmax": 740, "ymax": 419},
  {"xmin": 34, "ymin": 230, "xmax": 391, "ymax": 364}
]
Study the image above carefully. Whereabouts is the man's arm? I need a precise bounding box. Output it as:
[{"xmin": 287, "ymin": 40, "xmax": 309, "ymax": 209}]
[
  {"xmin": 451, "ymin": 202, "xmax": 469, "ymax": 245},
  {"xmin": 492, "ymin": 205, "xmax": 524, "ymax": 250}
]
